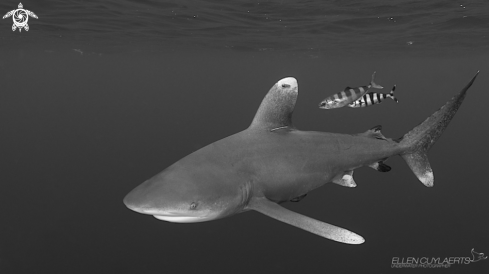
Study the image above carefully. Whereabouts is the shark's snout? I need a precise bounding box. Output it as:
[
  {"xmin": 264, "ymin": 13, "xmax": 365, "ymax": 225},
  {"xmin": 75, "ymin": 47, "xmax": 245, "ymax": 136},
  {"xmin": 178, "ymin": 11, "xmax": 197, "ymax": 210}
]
[
  {"xmin": 123, "ymin": 178, "xmax": 160, "ymax": 214},
  {"xmin": 123, "ymin": 182, "xmax": 222, "ymax": 223},
  {"xmin": 123, "ymin": 186, "xmax": 145, "ymax": 213}
]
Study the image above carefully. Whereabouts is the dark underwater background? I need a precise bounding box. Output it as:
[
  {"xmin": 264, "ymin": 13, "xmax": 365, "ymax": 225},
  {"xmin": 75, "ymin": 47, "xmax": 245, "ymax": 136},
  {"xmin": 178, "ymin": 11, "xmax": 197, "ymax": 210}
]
[{"xmin": 1, "ymin": 1, "xmax": 489, "ymax": 273}]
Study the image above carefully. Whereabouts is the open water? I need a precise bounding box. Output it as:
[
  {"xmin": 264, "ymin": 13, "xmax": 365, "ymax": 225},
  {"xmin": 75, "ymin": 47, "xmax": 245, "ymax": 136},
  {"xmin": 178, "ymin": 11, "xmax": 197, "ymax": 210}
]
[{"xmin": 0, "ymin": 1, "xmax": 488, "ymax": 273}]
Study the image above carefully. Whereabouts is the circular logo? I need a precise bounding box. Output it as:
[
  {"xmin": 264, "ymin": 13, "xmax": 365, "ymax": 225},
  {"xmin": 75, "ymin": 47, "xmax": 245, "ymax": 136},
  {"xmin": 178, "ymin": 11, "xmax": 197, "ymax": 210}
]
[{"xmin": 13, "ymin": 9, "xmax": 27, "ymax": 25}]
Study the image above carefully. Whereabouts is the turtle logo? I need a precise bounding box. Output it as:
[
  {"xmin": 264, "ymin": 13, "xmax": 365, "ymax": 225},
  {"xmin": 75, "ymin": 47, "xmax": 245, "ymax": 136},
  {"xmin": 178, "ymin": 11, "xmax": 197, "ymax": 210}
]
[{"xmin": 3, "ymin": 3, "xmax": 38, "ymax": 32}]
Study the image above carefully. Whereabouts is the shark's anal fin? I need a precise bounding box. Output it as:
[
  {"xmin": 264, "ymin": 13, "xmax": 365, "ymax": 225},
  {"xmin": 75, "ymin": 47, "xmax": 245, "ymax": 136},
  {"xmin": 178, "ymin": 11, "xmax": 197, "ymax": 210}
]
[
  {"xmin": 368, "ymin": 161, "xmax": 391, "ymax": 172},
  {"xmin": 331, "ymin": 170, "xmax": 357, "ymax": 187},
  {"xmin": 248, "ymin": 197, "xmax": 364, "ymax": 244}
]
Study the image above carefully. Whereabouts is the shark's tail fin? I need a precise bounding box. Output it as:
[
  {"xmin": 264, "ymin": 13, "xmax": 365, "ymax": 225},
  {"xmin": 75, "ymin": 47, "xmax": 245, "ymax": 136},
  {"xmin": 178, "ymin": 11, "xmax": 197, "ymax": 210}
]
[
  {"xmin": 397, "ymin": 71, "xmax": 479, "ymax": 187},
  {"xmin": 370, "ymin": 71, "xmax": 383, "ymax": 89}
]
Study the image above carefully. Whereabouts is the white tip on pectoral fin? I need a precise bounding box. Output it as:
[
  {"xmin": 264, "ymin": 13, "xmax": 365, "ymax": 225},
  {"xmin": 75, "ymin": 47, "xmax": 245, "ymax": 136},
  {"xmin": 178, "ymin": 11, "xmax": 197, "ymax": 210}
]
[{"xmin": 248, "ymin": 197, "xmax": 365, "ymax": 244}]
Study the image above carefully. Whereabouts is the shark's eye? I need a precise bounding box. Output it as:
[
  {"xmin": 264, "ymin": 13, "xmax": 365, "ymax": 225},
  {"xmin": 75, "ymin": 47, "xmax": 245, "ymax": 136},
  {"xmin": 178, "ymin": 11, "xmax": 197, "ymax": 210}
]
[
  {"xmin": 190, "ymin": 202, "xmax": 198, "ymax": 210},
  {"xmin": 281, "ymin": 84, "xmax": 290, "ymax": 88}
]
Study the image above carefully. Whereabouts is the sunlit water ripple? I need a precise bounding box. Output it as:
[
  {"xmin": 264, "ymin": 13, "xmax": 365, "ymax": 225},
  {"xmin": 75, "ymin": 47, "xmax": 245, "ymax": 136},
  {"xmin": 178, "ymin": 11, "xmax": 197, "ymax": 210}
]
[{"xmin": 0, "ymin": 0, "xmax": 488, "ymax": 55}]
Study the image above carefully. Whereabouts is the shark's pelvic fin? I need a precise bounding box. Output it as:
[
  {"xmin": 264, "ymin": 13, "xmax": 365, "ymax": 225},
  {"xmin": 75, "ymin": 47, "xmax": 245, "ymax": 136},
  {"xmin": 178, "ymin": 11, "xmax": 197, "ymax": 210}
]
[
  {"xmin": 331, "ymin": 170, "xmax": 357, "ymax": 187},
  {"xmin": 398, "ymin": 71, "xmax": 479, "ymax": 187},
  {"xmin": 249, "ymin": 77, "xmax": 298, "ymax": 130},
  {"xmin": 248, "ymin": 197, "xmax": 365, "ymax": 244}
]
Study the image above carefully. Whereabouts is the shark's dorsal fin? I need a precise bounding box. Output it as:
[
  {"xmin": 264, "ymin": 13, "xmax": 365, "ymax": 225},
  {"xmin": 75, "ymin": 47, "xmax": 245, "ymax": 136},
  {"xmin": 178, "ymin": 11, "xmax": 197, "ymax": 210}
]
[
  {"xmin": 250, "ymin": 77, "xmax": 298, "ymax": 130},
  {"xmin": 248, "ymin": 197, "xmax": 364, "ymax": 244}
]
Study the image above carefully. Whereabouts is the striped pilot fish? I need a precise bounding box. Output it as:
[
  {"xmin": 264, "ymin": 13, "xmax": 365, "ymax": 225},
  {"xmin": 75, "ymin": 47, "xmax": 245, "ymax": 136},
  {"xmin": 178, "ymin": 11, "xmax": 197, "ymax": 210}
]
[
  {"xmin": 319, "ymin": 72, "xmax": 383, "ymax": 109},
  {"xmin": 348, "ymin": 85, "xmax": 398, "ymax": 108}
]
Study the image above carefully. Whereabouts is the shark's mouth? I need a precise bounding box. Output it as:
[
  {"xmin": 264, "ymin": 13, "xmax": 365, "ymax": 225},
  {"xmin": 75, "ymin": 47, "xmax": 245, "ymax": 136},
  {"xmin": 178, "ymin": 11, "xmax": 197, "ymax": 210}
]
[
  {"xmin": 152, "ymin": 210, "xmax": 222, "ymax": 223},
  {"xmin": 124, "ymin": 200, "xmax": 220, "ymax": 223},
  {"xmin": 152, "ymin": 214, "xmax": 214, "ymax": 223}
]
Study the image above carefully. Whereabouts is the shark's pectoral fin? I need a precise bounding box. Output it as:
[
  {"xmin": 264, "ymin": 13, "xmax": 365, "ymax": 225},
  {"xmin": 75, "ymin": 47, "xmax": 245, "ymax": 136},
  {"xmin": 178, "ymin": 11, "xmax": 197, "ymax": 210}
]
[
  {"xmin": 248, "ymin": 197, "xmax": 364, "ymax": 244},
  {"xmin": 331, "ymin": 170, "xmax": 356, "ymax": 187}
]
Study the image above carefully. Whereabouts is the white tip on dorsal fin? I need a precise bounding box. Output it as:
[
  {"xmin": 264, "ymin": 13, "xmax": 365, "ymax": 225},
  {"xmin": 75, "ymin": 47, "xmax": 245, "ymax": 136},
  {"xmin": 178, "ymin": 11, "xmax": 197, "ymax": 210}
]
[{"xmin": 249, "ymin": 77, "xmax": 298, "ymax": 130}]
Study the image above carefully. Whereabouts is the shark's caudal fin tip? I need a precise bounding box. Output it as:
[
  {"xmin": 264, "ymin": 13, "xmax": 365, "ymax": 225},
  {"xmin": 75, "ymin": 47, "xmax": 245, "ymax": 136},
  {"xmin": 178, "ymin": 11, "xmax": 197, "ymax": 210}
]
[{"xmin": 401, "ymin": 147, "xmax": 435, "ymax": 187}]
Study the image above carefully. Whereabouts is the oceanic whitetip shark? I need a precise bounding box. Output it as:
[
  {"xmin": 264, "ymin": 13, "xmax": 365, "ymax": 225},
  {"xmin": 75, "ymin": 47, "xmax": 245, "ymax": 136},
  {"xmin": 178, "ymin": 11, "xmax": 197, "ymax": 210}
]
[{"xmin": 124, "ymin": 71, "xmax": 479, "ymax": 244}]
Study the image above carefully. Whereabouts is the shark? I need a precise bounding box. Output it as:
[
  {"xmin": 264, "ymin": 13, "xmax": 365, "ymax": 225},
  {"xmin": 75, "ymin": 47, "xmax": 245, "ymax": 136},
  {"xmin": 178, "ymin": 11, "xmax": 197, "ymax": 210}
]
[{"xmin": 124, "ymin": 72, "xmax": 479, "ymax": 244}]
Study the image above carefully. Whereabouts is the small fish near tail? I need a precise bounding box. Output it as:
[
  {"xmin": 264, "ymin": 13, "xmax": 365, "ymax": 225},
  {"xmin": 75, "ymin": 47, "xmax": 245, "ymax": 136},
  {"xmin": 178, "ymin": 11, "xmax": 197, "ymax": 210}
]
[
  {"xmin": 397, "ymin": 71, "xmax": 479, "ymax": 187},
  {"xmin": 349, "ymin": 85, "xmax": 398, "ymax": 108},
  {"xmin": 319, "ymin": 71, "xmax": 383, "ymax": 109}
]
